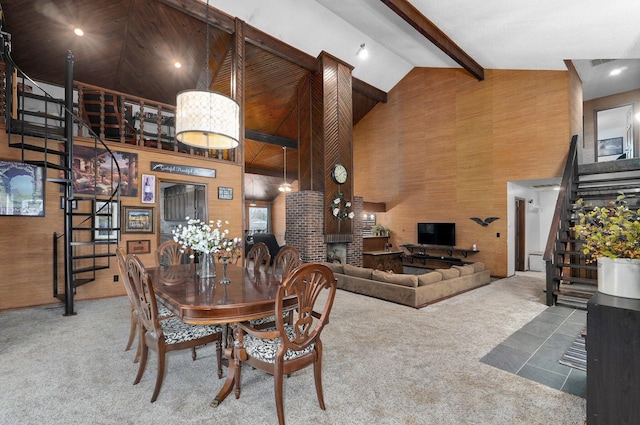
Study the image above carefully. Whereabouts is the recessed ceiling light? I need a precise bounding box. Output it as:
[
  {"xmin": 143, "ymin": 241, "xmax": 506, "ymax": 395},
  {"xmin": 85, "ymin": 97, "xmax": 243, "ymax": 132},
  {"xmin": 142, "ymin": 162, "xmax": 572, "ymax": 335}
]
[
  {"xmin": 73, "ymin": 27, "xmax": 84, "ymax": 37},
  {"xmin": 609, "ymin": 66, "xmax": 627, "ymax": 76},
  {"xmin": 174, "ymin": 61, "xmax": 182, "ymax": 69}
]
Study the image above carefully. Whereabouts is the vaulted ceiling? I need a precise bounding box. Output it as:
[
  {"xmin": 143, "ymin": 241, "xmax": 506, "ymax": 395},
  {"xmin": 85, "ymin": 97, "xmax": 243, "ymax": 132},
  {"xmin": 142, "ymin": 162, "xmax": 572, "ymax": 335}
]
[{"xmin": 0, "ymin": 0, "xmax": 384, "ymax": 200}]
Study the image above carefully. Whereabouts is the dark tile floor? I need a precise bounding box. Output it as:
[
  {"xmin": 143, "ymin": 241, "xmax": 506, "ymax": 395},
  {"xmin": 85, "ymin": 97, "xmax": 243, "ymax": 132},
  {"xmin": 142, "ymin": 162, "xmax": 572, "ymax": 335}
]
[{"xmin": 481, "ymin": 305, "xmax": 587, "ymax": 398}]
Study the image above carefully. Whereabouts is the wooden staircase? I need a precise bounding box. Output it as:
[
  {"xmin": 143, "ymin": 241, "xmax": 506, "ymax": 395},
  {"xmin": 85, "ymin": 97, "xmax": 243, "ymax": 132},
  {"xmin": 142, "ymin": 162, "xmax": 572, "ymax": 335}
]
[
  {"xmin": 545, "ymin": 135, "xmax": 640, "ymax": 309},
  {"xmin": 6, "ymin": 51, "xmax": 120, "ymax": 315}
]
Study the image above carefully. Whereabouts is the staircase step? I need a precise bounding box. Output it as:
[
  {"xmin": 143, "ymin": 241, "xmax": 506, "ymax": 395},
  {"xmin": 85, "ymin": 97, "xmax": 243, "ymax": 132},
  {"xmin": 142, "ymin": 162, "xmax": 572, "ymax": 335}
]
[
  {"xmin": 555, "ymin": 275, "xmax": 597, "ymax": 286},
  {"xmin": 71, "ymin": 240, "xmax": 118, "ymax": 246},
  {"xmin": 23, "ymin": 160, "xmax": 67, "ymax": 171},
  {"xmin": 48, "ymin": 177, "xmax": 72, "ymax": 184},
  {"xmin": 8, "ymin": 142, "xmax": 66, "ymax": 156},
  {"xmin": 8, "ymin": 120, "xmax": 67, "ymax": 140},
  {"xmin": 73, "ymin": 278, "xmax": 95, "ymax": 288},
  {"xmin": 72, "ymin": 253, "xmax": 115, "ymax": 260},
  {"xmin": 72, "ymin": 265, "xmax": 110, "ymax": 275},
  {"xmin": 554, "ymin": 263, "xmax": 597, "ymax": 271},
  {"xmin": 555, "ymin": 294, "xmax": 589, "ymax": 310}
]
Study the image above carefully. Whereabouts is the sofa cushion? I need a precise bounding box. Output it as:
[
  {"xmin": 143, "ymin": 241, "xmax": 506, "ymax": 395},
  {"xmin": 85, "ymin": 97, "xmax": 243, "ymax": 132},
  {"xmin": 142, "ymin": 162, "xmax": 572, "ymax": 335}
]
[
  {"xmin": 471, "ymin": 262, "xmax": 485, "ymax": 273},
  {"xmin": 417, "ymin": 272, "xmax": 443, "ymax": 287},
  {"xmin": 436, "ymin": 268, "xmax": 460, "ymax": 280},
  {"xmin": 452, "ymin": 264, "xmax": 475, "ymax": 276},
  {"xmin": 372, "ymin": 270, "xmax": 418, "ymax": 288},
  {"xmin": 322, "ymin": 262, "xmax": 344, "ymax": 275},
  {"xmin": 343, "ymin": 264, "xmax": 373, "ymax": 279}
]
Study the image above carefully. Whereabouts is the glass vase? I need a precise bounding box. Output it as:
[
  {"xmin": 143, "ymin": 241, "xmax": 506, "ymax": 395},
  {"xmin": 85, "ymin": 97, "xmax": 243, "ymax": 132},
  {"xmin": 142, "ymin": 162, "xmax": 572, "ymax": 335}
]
[
  {"xmin": 219, "ymin": 255, "xmax": 231, "ymax": 285},
  {"xmin": 197, "ymin": 252, "xmax": 216, "ymax": 278}
]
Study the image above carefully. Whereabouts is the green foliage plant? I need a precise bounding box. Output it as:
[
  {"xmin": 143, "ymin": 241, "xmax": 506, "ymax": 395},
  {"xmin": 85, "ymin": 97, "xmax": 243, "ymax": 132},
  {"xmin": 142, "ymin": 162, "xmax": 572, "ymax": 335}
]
[{"xmin": 573, "ymin": 194, "xmax": 640, "ymax": 263}]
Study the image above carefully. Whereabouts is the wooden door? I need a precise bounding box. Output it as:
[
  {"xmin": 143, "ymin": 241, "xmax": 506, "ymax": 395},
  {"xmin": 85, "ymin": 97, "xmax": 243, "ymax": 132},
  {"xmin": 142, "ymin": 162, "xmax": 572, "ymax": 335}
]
[{"xmin": 515, "ymin": 198, "xmax": 526, "ymax": 272}]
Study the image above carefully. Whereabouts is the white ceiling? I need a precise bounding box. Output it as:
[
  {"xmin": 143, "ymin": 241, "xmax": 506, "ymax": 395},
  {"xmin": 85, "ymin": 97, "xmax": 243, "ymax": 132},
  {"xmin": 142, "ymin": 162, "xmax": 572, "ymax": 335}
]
[{"xmin": 207, "ymin": 0, "xmax": 640, "ymax": 98}]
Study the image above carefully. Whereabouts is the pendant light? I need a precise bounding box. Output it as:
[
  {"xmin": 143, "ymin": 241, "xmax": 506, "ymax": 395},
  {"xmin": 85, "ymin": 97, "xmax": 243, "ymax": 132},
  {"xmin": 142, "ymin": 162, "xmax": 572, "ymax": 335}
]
[
  {"xmin": 279, "ymin": 146, "xmax": 292, "ymax": 192},
  {"xmin": 175, "ymin": 0, "xmax": 240, "ymax": 149}
]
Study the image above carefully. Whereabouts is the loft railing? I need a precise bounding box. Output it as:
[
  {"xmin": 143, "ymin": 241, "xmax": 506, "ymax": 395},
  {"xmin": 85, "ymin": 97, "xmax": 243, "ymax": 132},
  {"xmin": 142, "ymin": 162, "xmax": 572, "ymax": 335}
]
[{"xmin": 74, "ymin": 81, "xmax": 236, "ymax": 162}]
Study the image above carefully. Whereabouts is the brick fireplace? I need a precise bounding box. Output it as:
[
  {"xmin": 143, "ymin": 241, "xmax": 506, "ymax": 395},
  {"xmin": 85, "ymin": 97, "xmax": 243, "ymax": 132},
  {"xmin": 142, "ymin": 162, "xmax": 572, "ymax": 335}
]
[{"xmin": 285, "ymin": 191, "xmax": 363, "ymax": 266}]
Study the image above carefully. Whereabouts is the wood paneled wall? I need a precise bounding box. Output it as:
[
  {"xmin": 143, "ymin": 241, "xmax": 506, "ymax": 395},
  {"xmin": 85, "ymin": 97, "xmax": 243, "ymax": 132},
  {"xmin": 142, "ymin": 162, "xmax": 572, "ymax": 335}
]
[
  {"xmin": 0, "ymin": 136, "xmax": 243, "ymax": 310},
  {"xmin": 353, "ymin": 68, "xmax": 571, "ymax": 277}
]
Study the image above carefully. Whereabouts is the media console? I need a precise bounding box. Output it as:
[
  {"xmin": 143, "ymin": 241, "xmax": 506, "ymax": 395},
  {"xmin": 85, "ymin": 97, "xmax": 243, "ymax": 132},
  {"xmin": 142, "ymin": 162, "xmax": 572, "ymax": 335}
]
[{"xmin": 401, "ymin": 244, "xmax": 479, "ymax": 268}]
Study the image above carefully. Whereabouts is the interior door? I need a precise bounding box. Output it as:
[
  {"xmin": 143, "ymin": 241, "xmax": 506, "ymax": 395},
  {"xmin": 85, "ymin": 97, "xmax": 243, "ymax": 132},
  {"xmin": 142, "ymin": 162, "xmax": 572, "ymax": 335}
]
[
  {"xmin": 159, "ymin": 182, "xmax": 207, "ymax": 243},
  {"xmin": 515, "ymin": 198, "xmax": 526, "ymax": 272}
]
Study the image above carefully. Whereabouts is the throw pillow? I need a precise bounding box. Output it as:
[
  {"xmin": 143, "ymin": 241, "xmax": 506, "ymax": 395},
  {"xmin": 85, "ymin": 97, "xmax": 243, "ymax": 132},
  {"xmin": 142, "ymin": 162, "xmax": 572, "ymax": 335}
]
[
  {"xmin": 436, "ymin": 268, "xmax": 460, "ymax": 280},
  {"xmin": 343, "ymin": 264, "xmax": 373, "ymax": 279},
  {"xmin": 452, "ymin": 264, "xmax": 475, "ymax": 276},
  {"xmin": 372, "ymin": 270, "xmax": 418, "ymax": 288},
  {"xmin": 471, "ymin": 262, "xmax": 485, "ymax": 273},
  {"xmin": 417, "ymin": 271, "xmax": 443, "ymax": 286},
  {"xmin": 322, "ymin": 262, "xmax": 344, "ymax": 274}
]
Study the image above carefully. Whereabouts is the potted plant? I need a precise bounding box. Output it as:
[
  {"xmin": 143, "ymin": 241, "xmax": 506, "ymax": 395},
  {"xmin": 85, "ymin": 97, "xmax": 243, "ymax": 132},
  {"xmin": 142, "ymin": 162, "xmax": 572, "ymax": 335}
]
[
  {"xmin": 371, "ymin": 224, "xmax": 390, "ymax": 237},
  {"xmin": 573, "ymin": 193, "xmax": 640, "ymax": 298}
]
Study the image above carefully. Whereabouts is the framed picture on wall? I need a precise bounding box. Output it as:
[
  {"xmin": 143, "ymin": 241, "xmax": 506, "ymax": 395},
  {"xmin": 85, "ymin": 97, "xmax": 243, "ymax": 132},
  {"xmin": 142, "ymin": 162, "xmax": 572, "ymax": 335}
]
[
  {"xmin": 123, "ymin": 206, "xmax": 154, "ymax": 234},
  {"xmin": 94, "ymin": 201, "xmax": 119, "ymax": 240},
  {"xmin": 0, "ymin": 160, "xmax": 45, "ymax": 216},
  {"xmin": 141, "ymin": 174, "xmax": 156, "ymax": 204},
  {"xmin": 597, "ymin": 137, "xmax": 624, "ymax": 157}
]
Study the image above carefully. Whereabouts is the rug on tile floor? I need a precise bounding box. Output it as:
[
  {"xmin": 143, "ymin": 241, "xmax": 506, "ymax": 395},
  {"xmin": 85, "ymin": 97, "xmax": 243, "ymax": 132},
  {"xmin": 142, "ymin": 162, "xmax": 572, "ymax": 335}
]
[{"xmin": 558, "ymin": 332, "xmax": 586, "ymax": 371}]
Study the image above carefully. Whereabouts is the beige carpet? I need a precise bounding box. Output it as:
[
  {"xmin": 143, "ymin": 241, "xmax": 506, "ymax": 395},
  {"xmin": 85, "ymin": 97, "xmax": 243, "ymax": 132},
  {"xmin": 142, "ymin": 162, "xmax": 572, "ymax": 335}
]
[{"xmin": 0, "ymin": 273, "xmax": 586, "ymax": 424}]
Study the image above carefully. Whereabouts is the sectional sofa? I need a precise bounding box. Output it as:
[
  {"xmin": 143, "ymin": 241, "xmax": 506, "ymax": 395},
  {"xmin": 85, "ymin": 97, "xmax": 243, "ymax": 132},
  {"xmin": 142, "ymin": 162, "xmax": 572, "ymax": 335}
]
[{"xmin": 323, "ymin": 262, "xmax": 491, "ymax": 308}]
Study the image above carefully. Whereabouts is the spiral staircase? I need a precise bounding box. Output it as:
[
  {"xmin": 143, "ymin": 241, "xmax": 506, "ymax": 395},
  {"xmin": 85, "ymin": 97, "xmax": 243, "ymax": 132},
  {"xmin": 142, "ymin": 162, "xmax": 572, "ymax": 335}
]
[{"xmin": 4, "ymin": 44, "xmax": 120, "ymax": 315}]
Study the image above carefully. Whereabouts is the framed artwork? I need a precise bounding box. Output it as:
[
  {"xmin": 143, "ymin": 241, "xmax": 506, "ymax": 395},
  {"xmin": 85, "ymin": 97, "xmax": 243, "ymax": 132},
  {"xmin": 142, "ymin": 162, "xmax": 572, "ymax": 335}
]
[
  {"xmin": 126, "ymin": 239, "xmax": 151, "ymax": 254},
  {"xmin": 71, "ymin": 145, "xmax": 139, "ymax": 197},
  {"xmin": 597, "ymin": 137, "xmax": 624, "ymax": 157},
  {"xmin": 0, "ymin": 160, "xmax": 45, "ymax": 216},
  {"xmin": 141, "ymin": 174, "xmax": 156, "ymax": 204},
  {"xmin": 123, "ymin": 206, "xmax": 154, "ymax": 234},
  {"xmin": 218, "ymin": 186, "xmax": 233, "ymax": 200},
  {"xmin": 94, "ymin": 200, "xmax": 119, "ymax": 240}
]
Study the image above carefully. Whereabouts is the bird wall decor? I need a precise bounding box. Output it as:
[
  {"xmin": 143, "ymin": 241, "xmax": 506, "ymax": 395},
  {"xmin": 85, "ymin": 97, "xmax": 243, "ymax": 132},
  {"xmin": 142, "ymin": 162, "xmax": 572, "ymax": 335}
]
[{"xmin": 470, "ymin": 217, "xmax": 500, "ymax": 227}]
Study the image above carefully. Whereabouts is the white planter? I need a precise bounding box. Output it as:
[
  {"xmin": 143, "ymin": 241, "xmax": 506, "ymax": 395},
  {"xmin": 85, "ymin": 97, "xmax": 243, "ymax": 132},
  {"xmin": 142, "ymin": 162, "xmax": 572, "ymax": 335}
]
[{"xmin": 597, "ymin": 257, "xmax": 640, "ymax": 299}]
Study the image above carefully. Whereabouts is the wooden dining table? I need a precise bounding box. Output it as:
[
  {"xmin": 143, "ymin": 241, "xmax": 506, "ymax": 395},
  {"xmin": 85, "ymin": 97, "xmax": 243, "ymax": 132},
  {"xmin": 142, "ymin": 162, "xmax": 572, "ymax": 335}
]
[{"xmin": 149, "ymin": 262, "xmax": 295, "ymax": 407}]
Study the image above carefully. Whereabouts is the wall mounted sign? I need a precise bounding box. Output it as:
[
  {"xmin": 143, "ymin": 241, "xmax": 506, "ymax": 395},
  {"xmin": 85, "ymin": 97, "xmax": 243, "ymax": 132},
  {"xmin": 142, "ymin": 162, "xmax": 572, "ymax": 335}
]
[
  {"xmin": 218, "ymin": 187, "xmax": 233, "ymax": 200},
  {"xmin": 151, "ymin": 162, "xmax": 216, "ymax": 178},
  {"xmin": 126, "ymin": 239, "xmax": 151, "ymax": 254}
]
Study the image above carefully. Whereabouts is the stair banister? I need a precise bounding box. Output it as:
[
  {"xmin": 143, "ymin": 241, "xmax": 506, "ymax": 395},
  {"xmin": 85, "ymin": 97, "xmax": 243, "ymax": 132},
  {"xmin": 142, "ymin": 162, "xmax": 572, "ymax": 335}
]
[{"xmin": 543, "ymin": 134, "xmax": 578, "ymax": 305}]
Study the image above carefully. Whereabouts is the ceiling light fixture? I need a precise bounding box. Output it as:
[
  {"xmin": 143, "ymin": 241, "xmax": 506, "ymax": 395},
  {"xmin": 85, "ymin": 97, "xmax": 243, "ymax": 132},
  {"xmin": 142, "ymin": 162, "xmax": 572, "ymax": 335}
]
[
  {"xmin": 279, "ymin": 146, "xmax": 292, "ymax": 192},
  {"xmin": 175, "ymin": 0, "xmax": 240, "ymax": 149},
  {"xmin": 73, "ymin": 27, "xmax": 84, "ymax": 37},
  {"xmin": 173, "ymin": 61, "xmax": 182, "ymax": 69},
  {"xmin": 609, "ymin": 66, "xmax": 627, "ymax": 76},
  {"xmin": 356, "ymin": 43, "xmax": 368, "ymax": 59}
]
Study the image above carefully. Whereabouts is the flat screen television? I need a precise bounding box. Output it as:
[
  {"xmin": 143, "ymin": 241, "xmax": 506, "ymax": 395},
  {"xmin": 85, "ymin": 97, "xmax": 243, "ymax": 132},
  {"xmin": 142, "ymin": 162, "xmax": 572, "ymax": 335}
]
[{"xmin": 417, "ymin": 222, "xmax": 456, "ymax": 246}]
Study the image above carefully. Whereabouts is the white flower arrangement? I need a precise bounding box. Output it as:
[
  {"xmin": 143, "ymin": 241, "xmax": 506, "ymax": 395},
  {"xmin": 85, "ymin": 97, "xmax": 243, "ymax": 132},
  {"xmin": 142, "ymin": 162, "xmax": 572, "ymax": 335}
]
[
  {"xmin": 172, "ymin": 217, "xmax": 229, "ymax": 256},
  {"xmin": 330, "ymin": 192, "xmax": 355, "ymax": 221}
]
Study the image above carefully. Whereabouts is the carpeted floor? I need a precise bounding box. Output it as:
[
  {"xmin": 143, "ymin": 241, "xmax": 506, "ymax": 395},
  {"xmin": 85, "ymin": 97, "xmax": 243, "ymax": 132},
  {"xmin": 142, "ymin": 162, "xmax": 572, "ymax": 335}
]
[{"xmin": 0, "ymin": 273, "xmax": 586, "ymax": 424}]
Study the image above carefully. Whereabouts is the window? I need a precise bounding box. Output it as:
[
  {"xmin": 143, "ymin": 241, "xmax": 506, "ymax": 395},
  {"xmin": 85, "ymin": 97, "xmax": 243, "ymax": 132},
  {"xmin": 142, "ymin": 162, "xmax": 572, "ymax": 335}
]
[{"xmin": 249, "ymin": 206, "xmax": 269, "ymax": 234}]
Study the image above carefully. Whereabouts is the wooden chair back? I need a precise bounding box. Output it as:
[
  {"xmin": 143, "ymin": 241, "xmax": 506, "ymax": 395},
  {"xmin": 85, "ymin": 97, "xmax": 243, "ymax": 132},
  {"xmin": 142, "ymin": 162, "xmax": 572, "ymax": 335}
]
[
  {"xmin": 273, "ymin": 245, "xmax": 302, "ymax": 278},
  {"xmin": 117, "ymin": 247, "xmax": 139, "ymax": 356},
  {"xmin": 126, "ymin": 254, "xmax": 161, "ymax": 336},
  {"xmin": 246, "ymin": 242, "xmax": 271, "ymax": 273},
  {"xmin": 155, "ymin": 239, "xmax": 193, "ymax": 266},
  {"xmin": 236, "ymin": 262, "xmax": 337, "ymax": 424}
]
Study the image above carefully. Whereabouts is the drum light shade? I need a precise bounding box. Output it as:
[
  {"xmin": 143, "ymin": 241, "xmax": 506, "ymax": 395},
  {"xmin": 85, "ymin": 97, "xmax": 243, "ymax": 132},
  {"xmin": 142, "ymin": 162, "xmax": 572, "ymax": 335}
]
[{"xmin": 175, "ymin": 90, "xmax": 240, "ymax": 149}]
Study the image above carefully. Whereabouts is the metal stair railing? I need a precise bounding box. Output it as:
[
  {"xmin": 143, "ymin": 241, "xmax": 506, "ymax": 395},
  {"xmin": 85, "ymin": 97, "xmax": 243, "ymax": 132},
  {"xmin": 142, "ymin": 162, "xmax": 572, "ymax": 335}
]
[{"xmin": 5, "ymin": 47, "xmax": 121, "ymax": 316}]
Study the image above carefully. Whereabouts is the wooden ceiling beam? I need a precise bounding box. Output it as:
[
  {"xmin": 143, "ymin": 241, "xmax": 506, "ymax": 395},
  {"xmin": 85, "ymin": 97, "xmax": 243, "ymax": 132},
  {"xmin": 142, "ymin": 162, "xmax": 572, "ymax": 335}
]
[
  {"xmin": 245, "ymin": 129, "xmax": 297, "ymax": 149},
  {"xmin": 381, "ymin": 0, "xmax": 484, "ymax": 81}
]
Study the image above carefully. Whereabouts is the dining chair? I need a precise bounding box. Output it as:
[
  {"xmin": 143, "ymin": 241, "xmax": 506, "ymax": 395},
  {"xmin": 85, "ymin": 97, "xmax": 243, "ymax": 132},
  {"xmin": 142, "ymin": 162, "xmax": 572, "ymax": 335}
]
[
  {"xmin": 126, "ymin": 254, "xmax": 224, "ymax": 402},
  {"xmin": 155, "ymin": 239, "xmax": 193, "ymax": 266},
  {"xmin": 249, "ymin": 245, "xmax": 302, "ymax": 329},
  {"xmin": 235, "ymin": 263, "xmax": 337, "ymax": 425},
  {"xmin": 245, "ymin": 241, "xmax": 271, "ymax": 273},
  {"xmin": 273, "ymin": 245, "xmax": 302, "ymax": 279},
  {"xmin": 117, "ymin": 247, "xmax": 176, "ymax": 363}
]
